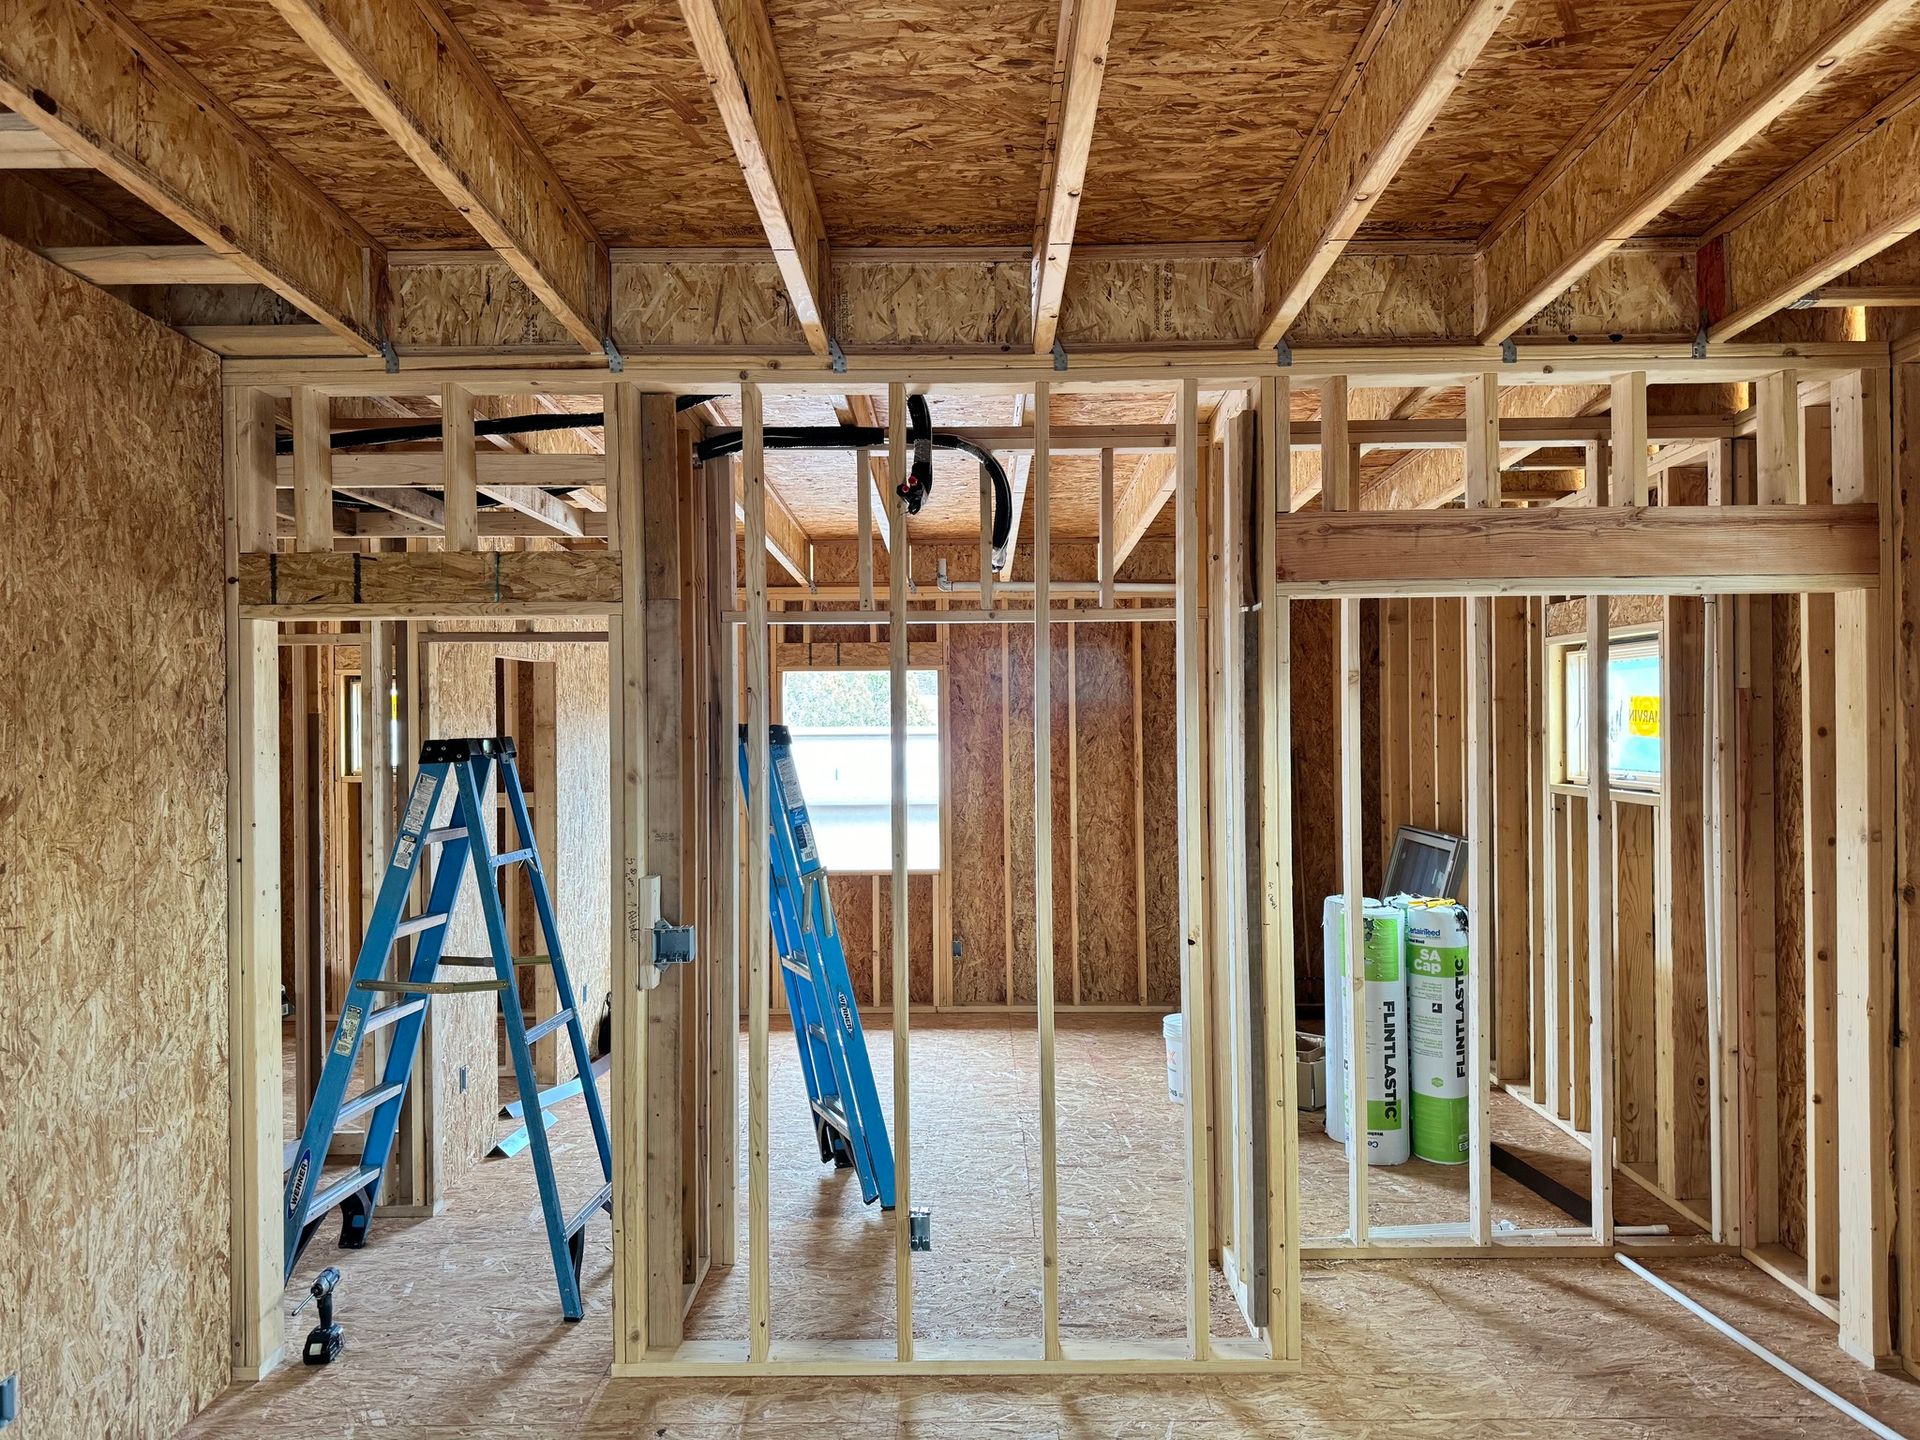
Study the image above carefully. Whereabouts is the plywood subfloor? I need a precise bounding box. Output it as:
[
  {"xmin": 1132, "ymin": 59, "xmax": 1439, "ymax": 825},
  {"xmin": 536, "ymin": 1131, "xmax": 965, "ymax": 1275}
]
[{"xmin": 184, "ymin": 1017, "xmax": 1920, "ymax": 1439}]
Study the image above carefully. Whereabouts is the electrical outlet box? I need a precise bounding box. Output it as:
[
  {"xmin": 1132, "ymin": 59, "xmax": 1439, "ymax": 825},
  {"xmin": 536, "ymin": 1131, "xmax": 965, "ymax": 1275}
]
[{"xmin": 1, "ymin": 1372, "xmax": 20, "ymax": 1428}]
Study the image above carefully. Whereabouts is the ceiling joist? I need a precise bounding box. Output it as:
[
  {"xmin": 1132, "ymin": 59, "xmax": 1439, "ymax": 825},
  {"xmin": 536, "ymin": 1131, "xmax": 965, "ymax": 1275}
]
[
  {"xmin": 0, "ymin": 111, "xmax": 86, "ymax": 168},
  {"xmin": 1255, "ymin": 0, "xmax": 1517, "ymax": 349},
  {"xmin": 1475, "ymin": 0, "xmax": 1910, "ymax": 344},
  {"xmin": 1030, "ymin": 0, "xmax": 1118, "ymax": 355},
  {"xmin": 680, "ymin": 0, "xmax": 831, "ymax": 357},
  {"xmin": 0, "ymin": 0, "xmax": 385, "ymax": 353},
  {"xmin": 1702, "ymin": 88, "xmax": 1920, "ymax": 340},
  {"xmin": 269, "ymin": 0, "xmax": 610, "ymax": 355}
]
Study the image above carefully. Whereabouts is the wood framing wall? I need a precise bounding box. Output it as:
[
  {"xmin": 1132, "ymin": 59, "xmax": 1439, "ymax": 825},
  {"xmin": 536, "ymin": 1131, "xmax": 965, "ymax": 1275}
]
[{"xmin": 0, "ymin": 235, "xmax": 230, "ymax": 1438}]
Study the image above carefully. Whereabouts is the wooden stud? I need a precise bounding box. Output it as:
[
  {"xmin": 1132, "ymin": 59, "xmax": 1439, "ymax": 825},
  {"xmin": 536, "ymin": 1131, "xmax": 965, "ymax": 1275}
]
[
  {"xmin": 1032, "ymin": 379, "xmax": 1062, "ymax": 1357},
  {"xmin": 1030, "ymin": 0, "xmax": 1118, "ymax": 354},
  {"xmin": 224, "ymin": 387, "xmax": 284, "ymax": 1380},
  {"xmin": 740, "ymin": 381, "xmax": 772, "ymax": 1363},
  {"xmin": 1257, "ymin": 373, "xmax": 1300, "ymax": 1360},
  {"xmin": 1831, "ymin": 368, "xmax": 1895, "ymax": 1366},
  {"xmin": 1611, "ymin": 374, "xmax": 1649, "ymax": 506},
  {"xmin": 1659, "ymin": 592, "xmax": 1711, "ymax": 1208},
  {"xmin": 293, "ymin": 386, "xmax": 334, "ymax": 553},
  {"xmin": 1339, "ymin": 597, "xmax": 1368, "ymax": 1245},
  {"xmin": 1433, "ymin": 598, "xmax": 1463, "ymax": 835},
  {"xmin": 1464, "ymin": 372, "xmax": 1500, "ymax": 508},
  {"xmin": 1465, "ymin": 594, "xmax": 1494, "ymax": 1244},
  {"xmin": 888, "ymin": 381, "xmax": 915, "ymax": 1360},
  {"xmin": 1131, "ymin": 611, "xmax": 1149, "ymax": 1005},
  {"xmin": 1586, "ymin": 595, "xmax": 1615, "ymax": 1245},
  {"xmin": 858, "ymin": 448, "xmax": 875, "ymax": 610},
  {"xmin": 1492, "ymin": 599, "xmax": 1531, "ymax": 1087},
  {"xmin": 1755, "ymin": 372, "xmax": 1803, "ymax": 505},
  {"xmin": 1173, "ymin": 377, "xmax": 1213, "ymax": 1354},
  {"xmin": 1410, "ymin": 599, "xmax": 1436, "ymax": 829},
  {"xmin": 1098, "ymin": 448, "xmax": 1116, "ymax": 611},
  {"xmin": 1320, "ymin": 377, "xmax": 1351, "ymax": 512},
  {"xmin": 441, "ymin": 384, "xmax": 478, "ymax": 552}
]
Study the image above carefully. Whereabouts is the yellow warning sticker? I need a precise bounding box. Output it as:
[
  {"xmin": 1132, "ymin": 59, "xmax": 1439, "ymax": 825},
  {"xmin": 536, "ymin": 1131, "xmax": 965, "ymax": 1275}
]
[{"xmin": 1629, "ymin": 696, "xmax": 1660, "ymax": 736}]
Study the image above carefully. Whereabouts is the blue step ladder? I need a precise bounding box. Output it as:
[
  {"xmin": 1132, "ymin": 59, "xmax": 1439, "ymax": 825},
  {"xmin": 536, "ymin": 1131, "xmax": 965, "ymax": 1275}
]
[
  {"xmin": 740, "ymin": 724, "xmax": 896, "ymax": 1210},
  {"xmin": 283, "ymin": 736, "xmax": 613, "ymax": 1320}
]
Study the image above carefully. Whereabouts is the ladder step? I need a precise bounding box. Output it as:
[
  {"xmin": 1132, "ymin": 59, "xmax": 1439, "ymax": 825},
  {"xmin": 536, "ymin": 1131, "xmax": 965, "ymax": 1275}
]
[
  {"xmin": 441, "ymin": 953, "xmax": 551, "ymax": 969},
  {"xmin": 780, "ymin": 955, "xmax": 812, "ymax": 982},
  {"xmin": 524, "ymin": 1007, "xmax": 574, "ymax": 1045},
  {"xmin": 805, "ymin": 1022, "xmax": 830, "ymax": 1045},
  {"xmin": 363, "ymin": 977, "xmax": 508, "ymax": 995},
  {"xmin": 809, "ymin": 1097, "xmax": 850, "ymax": 1137},
  {"xmin": 303, "ymin": 1165, "xmax": 381, "ymax": 1225},
  {"xmin": 425, "ymin": 826, "xmax": 467, "ymax": 844},
  {"xmin": 336, "ymin": 1081, "xmax": 406, "ymax": 1128},
  {"xmin": 393, "ymin": 913, "xmax": 450, "ymax": 939},
  {"xmin": 564, "ymin": 1181, "xmax": 614, "ymax": 1239},
  {"xmin": 492, "ymin": 847, "xmax": 537, "ymax": 869},
  {"xmin": 362, "ymin": 997, "xmax": 427, "ymax": 1034}
]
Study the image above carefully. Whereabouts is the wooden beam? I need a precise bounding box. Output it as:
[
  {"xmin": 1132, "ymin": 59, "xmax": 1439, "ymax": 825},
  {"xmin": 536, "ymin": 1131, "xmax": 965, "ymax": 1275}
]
[
  {"xmin": 0, "ymin": 0, "xmax": 383, "ymax": 351},
  {"xmin": 0, "ymin": 109, "xmax": 85, "ymax": 166},
  {"xmin": 1032, "ymin": 380, "xmax": 1061, "ymax": 1357},
  {"xmin": 1464, "ymin": 372, "xmax": 1498, "ymax": 508},
  {"xmin": 740, "ymin": 381, "xmax": 772, "ymax": 1365},
  {"xmin": 1611, "ymin": 373, "xmax": 1648, "ymax": 506},
  {"xmin": 269, "ymin": 0, "xmax": 609, "ymax": 353},
  {"xmin": 239, "ymin": 550, "xmax": 622, "ymax": 618},
  {"xmin": 1587, "ymin": 595, "xmax": 1614, "ymax": 1245},
  {"xmin": 1274, "ymin": 505, "xmax": 1881, "ymax": 596},
  {"xmin": 887, "ymin": 381, "xmax": 914, "ymax": 1360},
  {"xmin": 1704, "ymin": 89, "xmax": 1920, "ymax": 340},
  {"xmin": 40, "ymin": 243, "xmax": 249, "ymax": 284},
  {"xmin": 679, "ymin": 0, "xmax": 830, "ymax": 355},
  {"xmin": 1030, "ymin": 0, "xmax": 1118, "ymax": 355},
  {"xmin": 441, "ymin": 384, "xmax": 478, "ymax": 551},
  {"xmin": 1256, "ymin": 0, "xmax": 1516, "ymax": 347},
  {"xmin": 1476, "ymin": 0, "xmax": 1909, "ymax": 342},
  {"xmin": 1320, "ymin": 377, "xmax": 1352, "ymax": 511}
]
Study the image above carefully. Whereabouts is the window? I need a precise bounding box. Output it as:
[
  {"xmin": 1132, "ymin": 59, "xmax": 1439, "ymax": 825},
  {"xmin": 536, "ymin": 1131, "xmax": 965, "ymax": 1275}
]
[
  {"xmin": 1560, "ymin": 635, "xmax": 1661, "ymax": 789},
  {"xmin": 780, "ymin": 670, "xmax": 940, "ymax": 872}
]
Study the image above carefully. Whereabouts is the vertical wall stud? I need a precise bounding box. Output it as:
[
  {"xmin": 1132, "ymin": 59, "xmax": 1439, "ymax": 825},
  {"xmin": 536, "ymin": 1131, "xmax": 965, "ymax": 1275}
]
[
  {"xmin": 1610, "ymin": 373, "xmax": 1648, "ymax": 506},
  {"xmin": 887, "ymin": 382, "xmax": 915, "ymax": 1361},
  {"xmin": 741, "ymin": 383, "xmax": 772, "ymax": 1364},
  {"xmin": 293, "ymin": 386, "xmax": 333, "ymax": 552},
  {"xmin": 442, "ymin": 384, "xmax": 478, "ymax": 551},
  {"xmin": 1586, "ymin": 596, "xmax": 1615, "ymax": 1245}
]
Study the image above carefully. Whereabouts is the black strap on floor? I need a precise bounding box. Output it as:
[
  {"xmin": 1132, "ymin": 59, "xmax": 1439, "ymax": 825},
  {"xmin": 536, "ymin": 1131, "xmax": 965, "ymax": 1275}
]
[{"xmin": 1491, "ymin": 1142, "xmax": 1592, "ymax": 1226}]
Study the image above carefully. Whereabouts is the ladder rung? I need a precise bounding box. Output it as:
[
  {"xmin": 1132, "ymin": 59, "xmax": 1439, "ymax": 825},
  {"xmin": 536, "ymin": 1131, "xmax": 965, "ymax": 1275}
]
[
  {"xmin": 564, "ymin": 1181, "xmax": 614, "ymax": 1239},
  {"xmin": 393, "ymin": 913, "xmax": 450, "ymax": 939},
  {"xmin": 809, "ymin": 1097, "xmax": 850, "ymax": 1136},
  {"xmin": 425, "ymin": 826, "xmax": 467, "ymax": 844},
  {"xmin": 524, "ymin": 1007, "xmax": 574, "ymax": 1045},
  {"xmin": 363, "ymin": 977, "xmax": 508, "ymax": 995},
  {"xmin": 492, "ymin": 847, "xmax": 536, "ymax": 869},
  {"xmin": 779, "ymin": 956, "xmax": 812, "ymax": 982},
  {"xmin": 441, "ymin": 954, "xmax": 551, "ymax": 969},
  {"xmin": 336, "ymin": 1081, "xmax": 406, "ymax": 1128},
  {"xmin": 363, "ymin": 997, "xmax": 427, "ymax": 1034},
  {"xmin": 805, "ymin": 1022, "xmax": 829, "ymax": 1044},
  {"xmin": 303, "ymin": 1165, "xmax": 381, "ymax": 1224}
]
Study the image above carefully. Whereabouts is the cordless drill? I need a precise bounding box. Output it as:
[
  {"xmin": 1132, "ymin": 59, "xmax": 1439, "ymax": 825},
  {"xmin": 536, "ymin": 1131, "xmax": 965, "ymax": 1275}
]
[{"xmin": 294, "ymin": 1267, "xmax": 344, "ymax": 1366}]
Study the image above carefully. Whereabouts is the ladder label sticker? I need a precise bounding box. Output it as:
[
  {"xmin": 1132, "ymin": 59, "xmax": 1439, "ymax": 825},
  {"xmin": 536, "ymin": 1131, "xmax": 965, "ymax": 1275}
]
[
  {"xmin": 392, "ymin": 773, "xmax": 436, "ymax": 871},
  {"xmin": 287, "ymin": 1150, "xmax": 312, "ymax": 1216},
  {"xmin": 334, "ymin": 1004, "xmax": 363, "ymax": 1057}
]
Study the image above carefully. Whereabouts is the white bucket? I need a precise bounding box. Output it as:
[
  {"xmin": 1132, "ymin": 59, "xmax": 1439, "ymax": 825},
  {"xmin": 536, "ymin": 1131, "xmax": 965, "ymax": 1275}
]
[{"xmin": 1163, "ymin": 1012, "xmax": 1183, "ymax": 1102}]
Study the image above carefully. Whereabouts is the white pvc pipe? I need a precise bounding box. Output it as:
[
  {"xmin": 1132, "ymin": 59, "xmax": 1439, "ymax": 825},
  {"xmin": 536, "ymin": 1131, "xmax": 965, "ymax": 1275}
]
[{"xmin": 1615, "ymin": 1256, "xmax": 1905, "ymax": 1440}]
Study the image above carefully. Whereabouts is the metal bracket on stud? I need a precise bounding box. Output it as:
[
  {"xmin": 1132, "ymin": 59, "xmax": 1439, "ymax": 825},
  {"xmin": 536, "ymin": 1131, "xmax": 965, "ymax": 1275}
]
[
  {"xmin": 909, "ymin": 1208, "xmax": 932, "ymax": 1252},
  {"xmin": 828, "ymin": 336, "xmax": 847, "ymax": 374},
  {"xmin": 936, "ymin": 557, "xmax": 952, "ymax": 592},
  {"xmin": 1275, "ymin": 338, "xmax": 1293, "ymax": 367},
  {"xmin": 1052, "ymin": 339, "xmax": 1068, "ymax": 372},
  {"xmin": 1500, "ymin": 338, "xmax": 1517, "ymax": 365},
  {"xmin": 379, "ymin": 339, "xmax": 400, "ymax": 374},
  {"xmin": 602, "ymin": 337, "xmax": 625, "ymax": 374},
  {"xmin": 1691, "ymin": 328, "xmax": 1709, "ymax": 360}
]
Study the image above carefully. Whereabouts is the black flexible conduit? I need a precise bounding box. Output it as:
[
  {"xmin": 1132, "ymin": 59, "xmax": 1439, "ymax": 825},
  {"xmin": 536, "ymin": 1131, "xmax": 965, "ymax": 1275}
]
[{"xmin": 275, "ymin": 394, "xmax": 1015, "ymax": 571}]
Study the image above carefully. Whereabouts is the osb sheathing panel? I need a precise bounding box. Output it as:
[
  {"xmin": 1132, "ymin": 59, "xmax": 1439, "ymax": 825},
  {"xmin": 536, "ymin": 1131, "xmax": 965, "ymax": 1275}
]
[
  {"xmin": 948, "ymin": 628, "xmax": 1010, "ymax": 1005},
  {"xmin": 619, "ymin": 259, "xmax": 804, "ymax": 352},
  {"xmin": 1363, "ymin": 0, "xmax": 1700, "ymax": 239},
  {"xmin": 1288, "ymin": 251, "xmax": 1474, "ymax": 344},
  {"xmin": 0, "ymin": 173, "xmax": 142, "ymax": 249},
  {"xmin": 440, "ymin": 0, "xmax": 765, "ymax": 247},
  {"xmin": 1289, "ymin": 599, "xmax": 1339, "ymax": 1007},
  {"xmin": 833, "ymin": 257, "xmax": 1032, "ymax": 351},
  {"xmin": 1137, "ymin": 620, "xmax": 1180, "ymax": 1007},
  {"xmin": 1058, "ymin": 256, "xmax": 1259, "ymax": 347},
  {"xmin": 875, "ymin": 873, "xmax": 936, "ymax": 1007},
  {"xmin": 766, "ymin": 0, "xmax": 1058, "ymax": 246},
  {"xmin": 0, "ymin": 238, "xmax": 227, "ymax": 1440},
  {"xmin": 1071, "ymin": 621, "xmax": 1140, "ymax": 1003},
  {"xmin": 1077, "ymin": 0, "xmax": 1377, "ymax": 245},
  {"xmin": 826, "ymin": 874, "xmax": 876, "ymax": 1007},
  {"xmin": 1515, "ymin": 248, "xmax": 1696, "ymax": 342},
  {"xmin": 1651, "ymin": 15, "xmax": 1920, "ymax": 236},
  {"xmin": 118, "ymin": 0, "xmax": 471, "ymax": 244}
]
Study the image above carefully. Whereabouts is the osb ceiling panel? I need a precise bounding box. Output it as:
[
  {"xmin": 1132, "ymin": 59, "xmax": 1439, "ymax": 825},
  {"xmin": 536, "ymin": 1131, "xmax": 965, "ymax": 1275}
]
[
  {"xmin": 117, "ymin": 0, "xmax": 473, "ymax": 244},
  {"xmin": 1647, "ymin": 19, "xmax": 1920, "ymax": 237},
  {"xmin": 35, "ymin": 172, "xmax": 190, "ymax": 244},
  {"xmin": 1361, "ymin": 0, "xmax": 1700, "ymax": 240},
  {"xmin": 439, "ymin": 0, "xmax": 766, "ymax": 247},
  {"xmin": 767, "ymin": 0, "xmax": 1060, "ymax": 246},
  {"xmin": 1077, "ymin": 0, "xmax": 1377, "ymax": 245}
]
